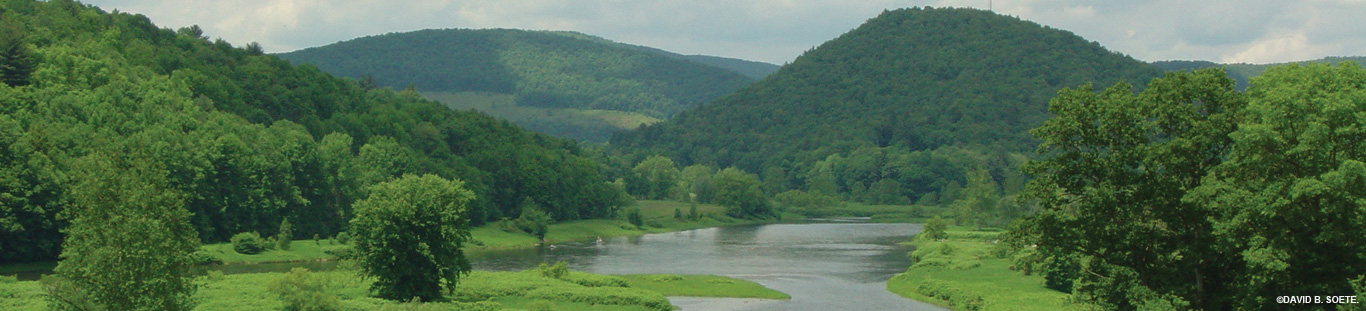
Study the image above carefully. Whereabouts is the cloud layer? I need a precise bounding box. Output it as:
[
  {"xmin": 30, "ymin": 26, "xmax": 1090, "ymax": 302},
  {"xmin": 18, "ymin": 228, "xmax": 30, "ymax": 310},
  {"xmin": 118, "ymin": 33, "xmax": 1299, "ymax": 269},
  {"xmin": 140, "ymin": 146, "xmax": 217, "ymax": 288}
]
[{"xmin": 85, "ymin": 0, "xmax": 1364, "ymax": 64}]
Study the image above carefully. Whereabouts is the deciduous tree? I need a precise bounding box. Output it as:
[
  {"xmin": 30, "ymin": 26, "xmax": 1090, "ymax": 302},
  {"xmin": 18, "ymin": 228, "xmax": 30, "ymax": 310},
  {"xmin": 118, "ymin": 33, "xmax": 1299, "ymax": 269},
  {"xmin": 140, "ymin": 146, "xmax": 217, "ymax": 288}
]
[{"xmin": 350, "ymin": 174, "xmax": 473, "ymax": 301}]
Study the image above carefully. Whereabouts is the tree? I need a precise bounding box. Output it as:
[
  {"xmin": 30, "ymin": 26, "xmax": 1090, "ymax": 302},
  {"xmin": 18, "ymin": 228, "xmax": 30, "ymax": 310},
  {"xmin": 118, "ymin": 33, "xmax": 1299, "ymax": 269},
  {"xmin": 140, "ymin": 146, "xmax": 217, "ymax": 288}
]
[
  {"xmin": 350, "ymin": 174, "xmax": 474, "ymax": 301},
  {"xmin": 918, "ymin": 216, "xmax": 948, "ymax": 241},
  {"xmin": 277, "ymin": 217, "xmax": 293, "ymax": 251},
  {"xmin": 1187, "ymin": 64, "xmax": 1366, "ymax": 308},
  {"xmin": 52, "ymin": 154, "xmax": 200, "ymax": 311},
  {"xmin": 0, "ymin": 18, "xmax": 35, "ymax": 87},
  {"xmin": 950, "ymin": 169, "xmax": 998, "ymax": 229},
  {"xmin": 1020, "ymin": 69, "xmax": 1244, "ymax": 309},
  {"xmin": 711, "ymin": 167, "xmax": 772, "ymax": 219},
  {"xmin": 631, "ymin": 155, "xmax": 680, "ymax": 200}
]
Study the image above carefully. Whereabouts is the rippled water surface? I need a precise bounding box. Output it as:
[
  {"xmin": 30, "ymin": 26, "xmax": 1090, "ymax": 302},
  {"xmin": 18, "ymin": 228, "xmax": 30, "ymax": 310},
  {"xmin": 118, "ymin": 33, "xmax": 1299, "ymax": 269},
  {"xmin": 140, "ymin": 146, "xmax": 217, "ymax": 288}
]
[{"xmin": 470, "ymin": 221, "xmax": 945, "ymax": 311}]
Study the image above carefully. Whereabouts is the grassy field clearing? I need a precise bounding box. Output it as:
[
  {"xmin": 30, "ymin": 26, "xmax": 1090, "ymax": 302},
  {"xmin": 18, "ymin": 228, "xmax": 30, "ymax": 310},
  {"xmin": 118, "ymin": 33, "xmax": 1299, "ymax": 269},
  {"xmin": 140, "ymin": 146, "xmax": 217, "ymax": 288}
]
[
  {"xmin": 0, "ymin": 267, "xmax": 785, "ymax": 311},
  {"xmin": 885, "ymin": 228, "xmax": 1089, "ymax": 311}
]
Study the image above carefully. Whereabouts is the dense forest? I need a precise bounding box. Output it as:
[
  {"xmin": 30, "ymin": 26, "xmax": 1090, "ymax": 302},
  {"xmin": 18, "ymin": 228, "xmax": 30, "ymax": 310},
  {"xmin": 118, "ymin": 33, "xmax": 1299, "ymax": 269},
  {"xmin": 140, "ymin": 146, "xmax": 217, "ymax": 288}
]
[
  {"xmin": 0, "ymin": 0, "xmax": 627, "ymax": 263},
  {"xmin": 1152, "ymin": 56, "xmax": 1366, "ymax": 90},
  {"xmin": 612, "ymin": 7, "xmax": 1165, "ymax": 209},
  {"xmin": 276, "ymin": 29, "xmax": 760, "ymax": 119}
]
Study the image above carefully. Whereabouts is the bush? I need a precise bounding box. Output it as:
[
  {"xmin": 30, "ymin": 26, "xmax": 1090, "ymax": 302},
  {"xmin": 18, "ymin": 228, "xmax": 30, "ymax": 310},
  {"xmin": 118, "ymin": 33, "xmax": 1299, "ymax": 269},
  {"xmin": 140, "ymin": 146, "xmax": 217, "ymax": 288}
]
[
  {"xmin": 919, "ymin": 216, "xmax": 948, "ymax": 241},
  {"xmin": 516, "ymin": 207, "xmax": 552, "ymax": 241},
  {"xmin": 334, "ymin": 232, "xmax": 350, "ymax": 245},
  {"xmin": 539, "ymin": 261, "xmax": 569, "ymax": 279},
  {"xmin": 626, "ymin": 208, "xmax": 643, "ymax": 228},
  {"xmin": 524, "ymin": 286, "xmax": 671, "ymax": 311},
  {"xmin": 914, "ymin": 279, "xmax": 985, "ymax": 310},
  {"xmin": 270, "ymin": 268, "xmax": 340, "ymax": 311},
  {"xmin": 278, "ymin": 217, "xmax": 293, "ymax": 251},
  {"xmin": 191, "ymin": 250, "xmax": 223, "ymax": 265},
  {"xmin": 231, "ymin": 232, "xmax": 269, "ymax": 255},
  {"xmin": 562, "ymin": 272, "xmax": 629, "ymax": 288},
  {"xmin": 1, "ymin": 274, "xmax": 17, "ymax": 283}
]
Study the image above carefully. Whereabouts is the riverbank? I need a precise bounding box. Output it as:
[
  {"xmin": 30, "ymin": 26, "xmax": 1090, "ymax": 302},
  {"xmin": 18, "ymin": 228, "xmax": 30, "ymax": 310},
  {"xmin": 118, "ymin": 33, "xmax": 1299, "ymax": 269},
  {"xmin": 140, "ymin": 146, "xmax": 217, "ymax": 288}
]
[
  {"xmin": 884, "ymin": 227, "xmax": 1088, "ymax": 311},
  {"xmin": 0, "ymin": 266, "xmax": 788, "ymax": 311}
]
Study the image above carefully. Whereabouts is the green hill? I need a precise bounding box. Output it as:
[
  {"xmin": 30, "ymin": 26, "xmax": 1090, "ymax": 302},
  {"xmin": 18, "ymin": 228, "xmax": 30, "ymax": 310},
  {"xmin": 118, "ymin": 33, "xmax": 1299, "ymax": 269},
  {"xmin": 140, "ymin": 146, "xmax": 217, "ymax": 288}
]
[
  {"xmin": 0, "ymin": 0, "xmax": 623, "ymax": 263},
  {"xmin": 1153, "ymin": 56, "xmax": 1366, "ymax": 90},
  {"xmin": 612, "ymin": 7, "xmax": 1165, "ymax": 206},
  {"xmin": 276, "ymin": 29, "xmax": 761, "ymax": 142}
]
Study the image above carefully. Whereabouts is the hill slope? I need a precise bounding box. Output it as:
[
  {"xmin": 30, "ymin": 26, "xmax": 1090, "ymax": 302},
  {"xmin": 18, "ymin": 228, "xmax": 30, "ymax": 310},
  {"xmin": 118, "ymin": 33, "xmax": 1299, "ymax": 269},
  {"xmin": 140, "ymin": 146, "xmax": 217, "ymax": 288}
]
[
  {"xmin": 0, "ymin": 0, "xmax": 623, "ymax": 262},
  {"xmin": 276, "ymin": 29, "xmax": 761, "ymax": 142},
  {"xmin": 612, "ymin": 7, "xmax": 1165, "ymax": 204},
  {"xmin": 1153, "ymin": 56, "xmax": 1366, "ymax": 90}
]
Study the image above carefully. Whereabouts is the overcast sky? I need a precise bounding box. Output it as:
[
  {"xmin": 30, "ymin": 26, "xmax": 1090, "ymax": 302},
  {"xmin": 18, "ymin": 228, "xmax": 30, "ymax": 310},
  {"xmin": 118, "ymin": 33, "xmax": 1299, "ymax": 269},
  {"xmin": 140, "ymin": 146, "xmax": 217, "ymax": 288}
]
[{"xmin": 83, "ymin": 0, "xmax": 1365, "ymax": 65}]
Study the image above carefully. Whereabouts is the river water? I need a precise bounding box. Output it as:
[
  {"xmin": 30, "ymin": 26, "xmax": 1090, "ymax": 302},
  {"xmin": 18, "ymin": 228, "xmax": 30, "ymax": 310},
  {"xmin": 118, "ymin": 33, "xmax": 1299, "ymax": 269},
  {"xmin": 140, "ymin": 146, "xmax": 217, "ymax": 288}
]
[{"xmin": 469, "ymin": 220, "xmax": 945, "ymax": 311}]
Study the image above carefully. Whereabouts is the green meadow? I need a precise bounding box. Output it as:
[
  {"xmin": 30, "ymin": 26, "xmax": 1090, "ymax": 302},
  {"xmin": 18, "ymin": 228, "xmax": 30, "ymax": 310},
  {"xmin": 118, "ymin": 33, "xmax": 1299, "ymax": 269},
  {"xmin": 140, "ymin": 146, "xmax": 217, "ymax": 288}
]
[
  {"xmin": 0, "ymin": 268, "xmax": 785, "ymax": 311},
  {"xmin": 885, "ymin": 228, "xmax": 1090, "ymax": 311}
]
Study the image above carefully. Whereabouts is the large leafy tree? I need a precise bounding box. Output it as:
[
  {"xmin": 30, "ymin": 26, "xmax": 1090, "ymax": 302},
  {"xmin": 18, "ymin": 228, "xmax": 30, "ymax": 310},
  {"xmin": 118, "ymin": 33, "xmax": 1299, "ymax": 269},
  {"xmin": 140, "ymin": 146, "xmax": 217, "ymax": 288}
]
[
  {"xmin": 350, "ymin": 174, "xmax": 474, "ymax": 301},
  {"xmin": 1188, "ymin": 63, "xmax": 1366, "ymax": 308},
  {"xmin": 630, "ymin": 155, "xmax": 680, "ymax": 200},
  {"xmin": 1021, "ymin": 68, "xmax": 1245, "ymax": 309},
  {"xmin": 711, "ymin": 167, "xmax": 772, "ymax": 219},
  {"xmin": 52, "ymin": 152, "xmax": 201, "ymax": 311}
]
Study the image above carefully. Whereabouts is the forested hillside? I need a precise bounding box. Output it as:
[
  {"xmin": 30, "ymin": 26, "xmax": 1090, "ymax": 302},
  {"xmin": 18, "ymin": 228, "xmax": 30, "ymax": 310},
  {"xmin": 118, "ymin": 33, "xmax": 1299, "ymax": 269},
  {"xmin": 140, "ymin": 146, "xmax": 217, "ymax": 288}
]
[
  {"xmin": 0, "ymin": 0, "xmax": 625, "ymax": 263},
  {"xmin": 612, "ymin": 7, "xmax": 1165, "ymax": 209},
  {"xmin": 1152, "ymin": 56, "xmax": 1365, "ymax": 90},
  {"xmin": 276, "ymin": 29, "xmax": 761, "ymax": 142}
]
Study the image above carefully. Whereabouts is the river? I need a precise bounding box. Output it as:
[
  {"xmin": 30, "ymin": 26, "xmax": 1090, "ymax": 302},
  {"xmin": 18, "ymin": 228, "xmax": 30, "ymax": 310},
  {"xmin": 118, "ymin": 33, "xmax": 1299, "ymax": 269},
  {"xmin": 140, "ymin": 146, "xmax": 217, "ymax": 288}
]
[{"xmin": 469, "ymin": 220, "xmax": 944, "ymax": 311}]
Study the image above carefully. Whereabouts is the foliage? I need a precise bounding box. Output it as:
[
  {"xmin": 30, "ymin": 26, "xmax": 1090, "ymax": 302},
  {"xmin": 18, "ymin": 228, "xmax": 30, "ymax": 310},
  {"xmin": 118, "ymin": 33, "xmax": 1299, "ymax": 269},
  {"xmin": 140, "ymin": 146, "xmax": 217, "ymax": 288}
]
[
  {"xmin": 772, "ymin": 189, "xmax": 842, "ymax": 209},
  {"xmin": 52, "ymin": 153, "xmax": 201, "ymax": 311},
  {"xmin": 515, "ymin": 204, "xmax": 553, "ymax": 241},
  {"xmin": 334, "ymin": 232, "xmax": 349, "ymax": 245},
  {"xmin": 919, "ymin": 216, "xmax": 948, "ymax": 241},
  {"xmin": 711, "ymin": 167, "xmax": 772, "ymax": 219},
  {"xmin": 1186, "ymin": 63, "xmax": 1366, "ymax": 308},
  {"xmin": 625, "ymin": 207, "xmax": 644, "ymax": 228},
  {"xmin": 539, "ymin": 261, "xmax": 570, "ymax": 280},
  {"xmin": 0, "ymin": 17, "xmax": 35, "ymax": 87},
  {"xmin": 1019, "ymin": 64, "xmax": 1366, "ymax": 310},
  {"xmin": 277, "ymin": 217, "xmax": 293, "ymax": 251},
  {"xmin": 613, "ymin": 7, "xmax": 1163, "ymax": 211},
  {"xmin": 231, "ymin": 232, "xmax": 269, "ymax": 255},
  {"xmin": 277, "ymin": 29, "xmax": 755, "ymax": 119},
  {"xmin": 628, "ymin": 155, "xmax": 679, "ymax": 200},
  {"xmin": 269, "ymin": 268, "xmax": 340, "ymax": 311},
  {"xmin": 0, "ymin": 0, "xmax": 625, "ymax": 264},
  {"xmin": 351, "ymin": 174, "xmax": 474, "ymax": 301}
]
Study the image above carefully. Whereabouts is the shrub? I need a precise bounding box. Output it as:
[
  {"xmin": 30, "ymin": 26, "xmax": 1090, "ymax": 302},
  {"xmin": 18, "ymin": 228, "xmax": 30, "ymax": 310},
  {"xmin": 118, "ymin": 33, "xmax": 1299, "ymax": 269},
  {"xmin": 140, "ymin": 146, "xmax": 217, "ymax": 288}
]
[
  {"xmin": 562, "ymin": 272, "xmax": 629, "ymax": 288},
  {"xmin": 674, "ymin": 208, "xmax": 682, "ymax": 219},
  {"xmin": 650, "ymin": 275, "xmax": 683, "ymax": 282},
  {"xmin": 1, "ymin": 274, "xmax": 17, "ymax": 283},
  {"xmin": 524, "ymin": 286, "xmax": 671, "ymax": 311},
  {"xmin": 203, "ymin": 270, "xmax": 225, "ymax": 281},
  {"xmin": 270, "ymin": 268, "xmax": 340, "ymax": 311},
  {"xmin": 231, "ymin": 232, "xmax": 269, "ymax": 255},
  {"xmin": 191, "ymin": 250, "xmax": 223, "ymax": 265},
  {"xmin": 626, "ymin": 207, "xmax": 643, "ymax": 228},
  {"xmin": 334, "ymin": 232, "xmax": 350, "ymax": 245},
  {"xmin": 644, "ymin": 220, "xmax": 664, "ymax": 228},
  {"xmin": 539, "ymin": 261, "xmax": 569, "ymax": 279},
  {"xmin": 516, "ymin": 207, "xmax": 552, "ymax": 241},
  {"xmin": 919, "ymin": 216, "xmax": 948, "ymax": 241}
]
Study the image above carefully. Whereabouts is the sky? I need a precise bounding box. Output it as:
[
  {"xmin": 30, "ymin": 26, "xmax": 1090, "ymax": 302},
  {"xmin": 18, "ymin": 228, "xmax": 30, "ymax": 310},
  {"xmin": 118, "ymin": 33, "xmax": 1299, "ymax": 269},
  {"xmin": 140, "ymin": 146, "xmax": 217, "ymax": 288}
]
[{"xmin": 82, "ymin": 0, "xmax": 1366, "ymax": 65}]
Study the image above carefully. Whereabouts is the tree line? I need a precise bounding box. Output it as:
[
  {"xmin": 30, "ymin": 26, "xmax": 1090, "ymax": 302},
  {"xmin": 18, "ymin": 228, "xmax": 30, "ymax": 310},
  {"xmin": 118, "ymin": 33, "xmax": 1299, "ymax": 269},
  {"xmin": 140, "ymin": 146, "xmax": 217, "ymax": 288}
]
[{"xmin": 0, "ymin": 0, "xmax": 626, "ymax": 264}]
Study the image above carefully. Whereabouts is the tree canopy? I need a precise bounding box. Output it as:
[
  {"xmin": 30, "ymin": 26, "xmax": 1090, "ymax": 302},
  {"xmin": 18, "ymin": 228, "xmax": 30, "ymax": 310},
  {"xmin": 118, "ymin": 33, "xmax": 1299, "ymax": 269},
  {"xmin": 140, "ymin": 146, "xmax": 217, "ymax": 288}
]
[
  {"xmin": 0, "ymin": 0, "xmax": 625, "ymax": 264},
  {"xmin": 1017, "ymin": 64, "xmax": 1366, "ymax": 310},
  {"xmin": 350, "ymin": 174, "xmax": 474, "ymax": 302},
  {"xmin": 611, "ymin": 7, "xmax": 1164, "ymax": 206}
]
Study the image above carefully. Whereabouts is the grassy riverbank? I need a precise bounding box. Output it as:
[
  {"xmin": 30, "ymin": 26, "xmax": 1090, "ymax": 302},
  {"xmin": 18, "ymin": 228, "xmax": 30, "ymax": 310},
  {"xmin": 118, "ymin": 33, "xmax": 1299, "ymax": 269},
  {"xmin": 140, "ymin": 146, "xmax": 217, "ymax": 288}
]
[
  {"xmin": 0, "ymin": 266, "xmax": 787, "ymax": 311},
  {"xmin": 885, "ymin": 228, "xmax": 1089, "ymax": 311}
]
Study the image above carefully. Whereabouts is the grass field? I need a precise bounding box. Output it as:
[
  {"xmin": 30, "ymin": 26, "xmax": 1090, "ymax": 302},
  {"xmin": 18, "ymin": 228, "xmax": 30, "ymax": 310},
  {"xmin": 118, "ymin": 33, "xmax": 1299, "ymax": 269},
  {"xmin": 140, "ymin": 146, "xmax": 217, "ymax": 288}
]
[
  {"xmin": 885, "ymin": 228, "xmax": 1090, "ymax": 311},
  {"xmin": 424, "ymin": 91, "xmax": 661, "ymax": 142},
  {"xmin": 201, "ymin": 239, "xmax": 350, "ymax": 264},
  {"xmin": 0, "ymin": 267, "xmax": 786, "ymax": 311},
  {"xmin": 620, "ymin": 274, "xmax": 790, "ymax": 300},
  {"xmin": 788, "ymin": 202, "xmax": 941, "ymax": 223}
]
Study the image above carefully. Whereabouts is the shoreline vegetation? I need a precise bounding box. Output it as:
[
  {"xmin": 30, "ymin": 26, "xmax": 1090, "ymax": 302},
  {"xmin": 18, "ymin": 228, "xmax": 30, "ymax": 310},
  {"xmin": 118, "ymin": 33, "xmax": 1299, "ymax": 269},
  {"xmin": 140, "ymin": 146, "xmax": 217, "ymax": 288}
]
[{"xmin": 885, "ymin": 226, "xmax": 1089, "ymax": 311}]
